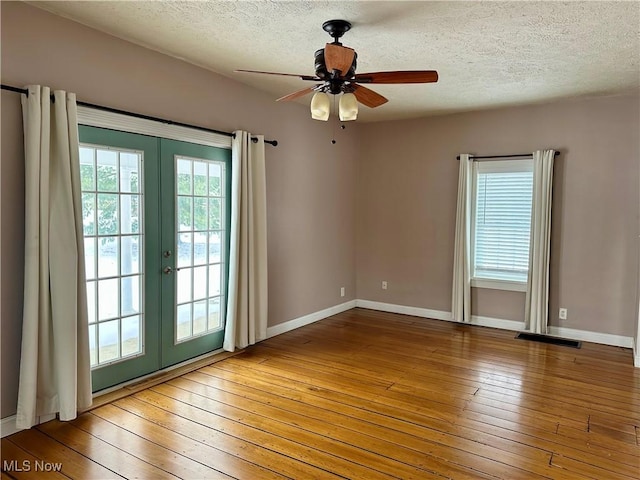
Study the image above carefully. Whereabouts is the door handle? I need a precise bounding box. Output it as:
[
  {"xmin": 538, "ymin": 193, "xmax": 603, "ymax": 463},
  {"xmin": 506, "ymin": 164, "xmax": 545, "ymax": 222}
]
[{"xmin": 163, "ymin": 266, "xmax": 174, "ymax": 275}]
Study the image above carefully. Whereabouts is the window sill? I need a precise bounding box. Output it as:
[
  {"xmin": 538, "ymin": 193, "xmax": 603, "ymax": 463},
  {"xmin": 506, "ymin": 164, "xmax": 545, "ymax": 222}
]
[{"xmin": 471, "ymin": 278, "xmax": 527, "ymax": 292}]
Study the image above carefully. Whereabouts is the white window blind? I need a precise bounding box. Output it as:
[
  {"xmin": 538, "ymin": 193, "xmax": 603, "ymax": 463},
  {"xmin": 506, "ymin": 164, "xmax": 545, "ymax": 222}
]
[{"xmin": 472, "ymin": 160, "xmax": 533, "ymax": 283}]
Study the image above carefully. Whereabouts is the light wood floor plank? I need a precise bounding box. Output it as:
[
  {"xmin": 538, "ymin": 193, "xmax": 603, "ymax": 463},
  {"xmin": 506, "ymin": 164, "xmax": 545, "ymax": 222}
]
[
  {"xmin": 91, "ymin": 403, "xmax": 291, "ymax": 479},
  {"xmin": 143, "ymin": 385, "xmax": 432, "ymax": 480},
  {"xmin": 0, "ymin": 438, "xmax": 70, "ymax": 479},
  {"xmin": 36, "ymin": 420, "xmax": 179, "ymax": 479},
  {"xmin": 556, "ymin": 424, "xmax": 640, "ymax": 458},
  {"xmin": 210, "ymin": 358, "xmax": 592, "ymax": 480},
  {"xmin": 176, "ymin": 372, "xmax": 500, "ymax": 480},
  {"xmin": 70, "ymin": 413, "xmax": 234, "ymax": 479},
  {"xmin": 8, "ymin": 429, "xmax": 121, "ymax": 479},
  {"xmin": 125, "ymin": 390, "xmax": 397, "ymax": 480},
  {"xmin": 174, "ymin": 373, "xmax": 553, "ymax": 479}
]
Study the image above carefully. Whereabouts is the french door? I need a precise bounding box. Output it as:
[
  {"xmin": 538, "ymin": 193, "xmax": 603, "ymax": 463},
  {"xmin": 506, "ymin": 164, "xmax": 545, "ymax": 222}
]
[{"xmin": 79, "ymin": 126, "xmax": 231, "ymax": 392}]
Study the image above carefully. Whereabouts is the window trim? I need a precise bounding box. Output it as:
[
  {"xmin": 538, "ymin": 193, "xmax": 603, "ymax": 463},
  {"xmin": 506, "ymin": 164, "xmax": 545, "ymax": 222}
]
[
  {"xmin": 470, "ymin": 158, "xmax": 533, "ymax": 292},
  {"xmin": 77, "ymin": 106, "xmax": 231, "ymax": 149},
  {"xmin": 470, "ymin": 277, "xmax": 528, "ymax": 292}
]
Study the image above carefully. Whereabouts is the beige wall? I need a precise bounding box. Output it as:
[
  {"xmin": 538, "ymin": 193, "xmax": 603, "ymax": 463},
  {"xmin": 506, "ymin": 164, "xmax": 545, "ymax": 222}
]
[
  {"xmin": 0, "ymin": 2, "xmax": 358, "ymax": 418},
  {"xmin": 357, "ymin": 94, "xmax": 640, "ymax": 337}
]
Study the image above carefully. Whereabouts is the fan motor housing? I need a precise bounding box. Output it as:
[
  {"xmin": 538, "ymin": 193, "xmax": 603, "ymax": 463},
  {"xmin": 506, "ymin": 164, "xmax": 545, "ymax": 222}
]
[{"xmin": 314, "ymin": 48, "xmax": 357, "ymax": 80}]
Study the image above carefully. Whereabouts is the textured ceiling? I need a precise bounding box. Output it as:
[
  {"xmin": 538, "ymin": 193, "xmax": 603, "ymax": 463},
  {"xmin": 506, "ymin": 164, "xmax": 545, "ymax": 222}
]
[{"xmin": 29, "ymin": 1, "xmax": 640, "ymax": 122}]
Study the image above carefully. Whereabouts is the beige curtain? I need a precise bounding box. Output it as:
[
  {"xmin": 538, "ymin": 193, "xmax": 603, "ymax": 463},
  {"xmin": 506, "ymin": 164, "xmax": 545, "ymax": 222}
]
[
  {"xmin": 223, "ymin": 131, "xmax": 268, "ymax": 351},
  {"xmin": 525, "ymin": 149, "xmax": 555, "ymax": 334},
  {"xmin": 16, "ymin": 86, "xmax": 92, "ymax": 429},
  {"xmin": 451, "ymin": 154, "xmax": 472, "ymax": 322}
]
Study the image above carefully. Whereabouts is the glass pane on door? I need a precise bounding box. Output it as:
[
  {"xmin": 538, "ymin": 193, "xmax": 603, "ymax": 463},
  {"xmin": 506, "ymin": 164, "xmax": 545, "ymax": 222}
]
[
  {"xmin": 80, "ymin": 144, "xmax": 144, "ymax": 367},
  {"xmin": 174, "ymin": 156, "xmax": 226, "ymax": 342}
]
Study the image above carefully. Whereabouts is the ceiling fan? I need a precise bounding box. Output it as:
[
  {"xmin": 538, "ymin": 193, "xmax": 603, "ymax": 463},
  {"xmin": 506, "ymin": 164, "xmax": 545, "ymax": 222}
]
[{"xmin": 236, "ymin": 19, "xmax": 438, "ymax": 121}]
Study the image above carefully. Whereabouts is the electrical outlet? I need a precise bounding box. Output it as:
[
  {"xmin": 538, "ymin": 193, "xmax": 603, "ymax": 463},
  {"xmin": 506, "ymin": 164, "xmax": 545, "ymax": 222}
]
[
  {"xmin": 382, "ymin": 281, "xmax": 388, "ymax": 290},
  {"xmin": 340, "ymin": 287, "xmax": 345, "ymax": 297},
  {"xmin": 559, "ymin": 308, "xmax": 567, "ymax": 320}
]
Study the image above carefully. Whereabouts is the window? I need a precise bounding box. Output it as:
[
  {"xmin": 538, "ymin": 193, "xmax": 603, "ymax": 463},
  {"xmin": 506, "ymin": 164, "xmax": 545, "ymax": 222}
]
[{"xmin": 471, "ymin": 159, "xmax": 533, "ymax": 291}]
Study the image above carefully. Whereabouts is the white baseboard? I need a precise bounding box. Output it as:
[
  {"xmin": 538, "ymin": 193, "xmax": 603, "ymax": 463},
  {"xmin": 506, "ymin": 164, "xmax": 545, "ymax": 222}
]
[
  {"xmin": 266, "ymin": 300, "xmax": 357, "ymax": 338},
  {"xmin": 355, "ymin": 299, "xmax": 452, "ymax": 321},
  {"xmin": 469, "ymin": 315, "xmax": 525, "ymax": 331},
  {"xmin": 548, "ymin": 326, "xmax": 633, "ymax": 349},
  {"xmin": 1, "ymin": 413, "xmax": 55, "ymax": 438},
  {"xmin": 634, "ymin": 337, "xmax": 640, "ymax": 367},
  {"xmin": 355, "ymin": 300, "xmax": 525, "ymax": 331},
  {"xmin": 1, "ymin": 416, "xmax": 18, "ymax": 438}
]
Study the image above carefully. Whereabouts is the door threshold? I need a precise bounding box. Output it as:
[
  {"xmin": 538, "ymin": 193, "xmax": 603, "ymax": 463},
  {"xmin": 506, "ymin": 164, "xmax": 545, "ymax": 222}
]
[{"xmin": 85, "ymin": 349, "xmax": 244, "ymax": 413}]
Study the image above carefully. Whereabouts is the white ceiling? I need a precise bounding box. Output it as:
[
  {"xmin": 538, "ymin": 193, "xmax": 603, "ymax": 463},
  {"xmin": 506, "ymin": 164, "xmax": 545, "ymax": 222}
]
[{"xmin": 30, "ymin": 1, "xmax": 640, "ymax": 122}]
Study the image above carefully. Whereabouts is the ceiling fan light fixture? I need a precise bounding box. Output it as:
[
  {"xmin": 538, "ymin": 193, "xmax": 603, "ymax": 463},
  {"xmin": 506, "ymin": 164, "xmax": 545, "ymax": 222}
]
[
  {"xmin": 339, "ymin": 92, "xmax": 358, "ymax": 121},
  {"xmin": 237, "ymin": 19, "xmax": 439, "ymax": 121},
  {"xmin": 310, "ymin": 92, "xmax": 330, "ymax": 121}
]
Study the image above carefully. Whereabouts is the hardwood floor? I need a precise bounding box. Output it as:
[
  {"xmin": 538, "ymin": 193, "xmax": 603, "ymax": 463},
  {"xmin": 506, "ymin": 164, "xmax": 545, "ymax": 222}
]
[{"xmin": 2, "ymin": 308, "xmax": 639, "ymax": 479}]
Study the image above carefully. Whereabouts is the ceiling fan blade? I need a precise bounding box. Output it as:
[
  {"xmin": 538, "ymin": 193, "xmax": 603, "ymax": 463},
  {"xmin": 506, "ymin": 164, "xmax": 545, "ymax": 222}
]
[
  {"xmin": 353, "ymin": 85, "xmax": 388, "ymax": 108},
  {"xmin": 355, "ymin": 70, "xmax": 439, "ymax": 84},
  {"xmin": 276, "ymin": 86, "xmax": 319, "ymax": 102},
  {"xmin": 324, "ymin": 43, "xmax": 356, "ymax": 75},
  {"xmin": 235, "ymin": 69, "xmax": 320, "ymax": 81}
]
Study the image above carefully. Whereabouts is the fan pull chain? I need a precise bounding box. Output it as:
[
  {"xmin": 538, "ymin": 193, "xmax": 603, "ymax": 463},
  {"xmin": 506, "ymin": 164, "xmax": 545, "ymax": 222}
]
[
  {"xmin": 331, "ymin": 96, "xmax": 348, "ymax": 145},
  {"xmin": 332, "ymin": 95, "xmax": 337, "ymax": 144},
  {"xmin": 330, "ymin": 95, "xmax": 349, "ymax": 144}
]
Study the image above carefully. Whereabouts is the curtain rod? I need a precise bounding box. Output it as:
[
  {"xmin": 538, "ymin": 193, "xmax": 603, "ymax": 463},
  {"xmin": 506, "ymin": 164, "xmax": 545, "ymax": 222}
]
[
  {"xmin": 456, "ymin": 152, "xmax": 560, "ymax": 160},
  {"xmin": 1, "ymin": 84, "xmax": 278, "ymax": 146}
]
